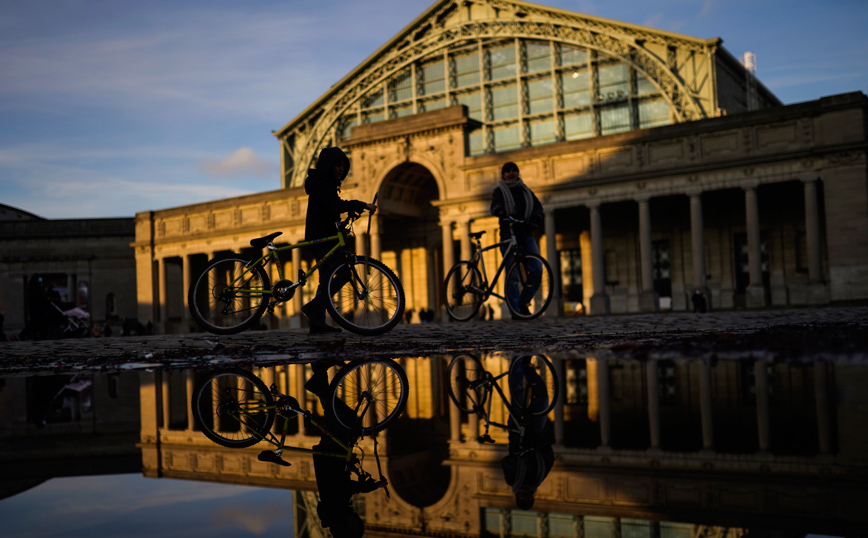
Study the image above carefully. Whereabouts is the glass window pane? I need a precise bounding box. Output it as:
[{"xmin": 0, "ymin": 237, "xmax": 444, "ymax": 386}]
[
  {"xmin": 454, "ymin": 52, "xmax": 480, "ymax": 88},
  {"xmin": 559, "ymin": 44, "xmax": 588, "ymax": 67},
  {"xmin": 510, "ymin": 511, "xmax": 538, "ymax": 536},
  {"xmin": 493, "ymin": 124, "xmax": 521, "ymax": 152},
  {"xmin": 639, "ymin": 99, "xmax": 670, "ymax": 128},
  {"xmin": 390, "ymin": 104, "xmax": 413, "ymax": 118},
  {"xmin": 526, "ymin": 40, "xmax": 551, "ymax": 73},
  {"xmin": 637, "ymin": 71, "xmax": 657, "ymax": 95},
  {"xmin": 491, "ymin": 84, "xmax": 519, "ymax": 121},
  {"xmin": 339, "ymin": 117, "xmax": 357, "ymax": 142},
  {"xmin": 548, "ymin": 514, "xmax": 575, "ymax": 537},
  {"xmin": 529, "ymin": 120, "xmax": 556, "ymax": 145},
  {"xmin": 621, "ymin": 518, "xmax": 653, "ymax": 538},
  {"xmin": 390, "ymin": 69, "xmax": 413, "ymax": 102},
  {"xmin": 484, "ymin": 509, "xmax": 502, "ymax": 534},
  {"xmin": 422, "ymin": 61, "xmax": 446, "ymax": 95},
  {"xmin": 584, "ymin": 516, "xmax": 615, "ymax": 538},
  {"xmin": 489, "ymin": 43, "xmax": 516, "ymax": 80},
  {"xmin": 468, "ymin": 129, "xmax": 485, "ymax": 156},
  {"xmin": 562, "ymin": 70, "xmax": 590, "ymax": 108},
  {"xmin": 660, "ymin": 522, "xmax": 692, "ymax": 538},
  {"xmin": 362, "ymin": 110, "xmax": 384, "ymax": 124},
  {"xmin": 528, "ymin": 78, "xmax": 553, "ymax": 114},
  {"xmin": 599, "ymin": 63, "xmax": 629, "ymax": 101},
  {"xmin": 421, "ymin": 98, "xmax": 446, "ymax": 112},
  {"xmin": 363, "ymin": 90, "xmax": 384, "ymax": 108},
  {"xmin": 565, "ymin": 112, "xmax": 592, "ymax": 140},
  {"xmin": 455, "ymin": 91, "xmax": 482, "ymax": 121},
  {"xmin": 601, "ymin": 104, "xmax": 632, "ymax": 135}
]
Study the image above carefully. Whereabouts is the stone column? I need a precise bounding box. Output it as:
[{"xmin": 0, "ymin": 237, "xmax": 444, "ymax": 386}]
[
  {"xmin": 157, "ymin": 257, "xmax": 168, "ymax": 334},
  {"xmin": 370, "ymin": 214, "xmax": 382, "ymax": 261},
  {"xmin": 161, "ymin": 371, "xmax": 171, "ymax": 429},
  {"xmin": 296, "ymin": 363, "xmax": 307, "ymax": 433},
  {"xmin": 441, "ymin": 220, "xmax": 455, "ymax": 322},
  {"xmin": 459, "ymin": 219, "xmax": 472, "ymax": 262},
  {"xmin": 689, "ymin": 191, "xmax": 711, "ymax": 309},
  {"xmin": 182, "ymin": 255, "xmax": 193, "ymax": 332},
  {"xmin": 698, "ymin": 359, "xmax": 714, "ymax": 451},
  {"xmin": 803, "ymin": 179, "xmax": 829, "ymax": 303},
  {"xmin": 185, "ymin": 370, "xmax": 195, "ymax": 431},
  {"xmin": 589, "ymin": 203, "xmax": 610, "ymax": 314},
  {"xmin": 646, "ymin": 360, "xmax": 661, "ymax": 450},
  {"xmin": 637, "ymin": 197, "xmax": 659, "ymax": 312},
  {"xmin": 544, "ymin": 208, "xmax": 562, "ymax": 317},
  {"xmin": 355, "ymin": 230, "xmax": 367, "ymax": 257},
  {"xmin": 595, "ymin": 358, "xmax": 611, "ymax": 449},
  {"xmin": 754, "ymin": 359, "xmax": 771, "ymax": 453},
  {"xmin": 554, "ymin": 358, "xmax": 565, "ymax": 446},
  {"xmin": 744, "ymin": 184, "xmax": 766, "ymax": 307},
  {"xmin": 814, "ymin": 361, "xmax": 832, "ymax": 455}
]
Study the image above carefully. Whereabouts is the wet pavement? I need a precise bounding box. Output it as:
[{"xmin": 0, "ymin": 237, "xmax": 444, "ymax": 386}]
[{"xmin": 1, "ymin": 305, "xmax": 866, "ymax": 374}]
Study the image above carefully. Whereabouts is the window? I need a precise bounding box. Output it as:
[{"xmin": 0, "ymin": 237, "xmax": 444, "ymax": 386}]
[
  {"xmin": 492, "ymin": 124, "xmax": 521, "ymax": 152},
  {"xmin": 468, "ymin": 129, "xmax": 485, "ymax": 156},
  {"xmin": 637, "ymin": 71, "xmax": 657, "ymax": 95},
  {"xmin": 455, "ymin": 91, "xmax": 482, "ymax": 121},
  {"xmin": 564, "ymin": 112, "xmax": 593, "ymax": 140},
  {"xmin": 559, "ymin": 248, "xmax": 583, "ymax": 302},
  {"xmin": 488, "ymin": 43, "xmax": 516, "ymax": 80},
  {"xmin": 600, "ymin": 103, "xmax": 631, "ymax": 135},
  {"xmin": 559, "ymin": 44, "xmax": 588, "ymax": 67},
  {"xmin": 420, "ymin": 98, "xmax": 446, "ymax": 112},
  {"xmin": 420, "ymin": 61, "xmax": 445, "ymax": 95},
  {"xmin": 389, "ymin": 69, "xmax": 413, "ymax": 103},
  {"xmin": 490, "ymin": 84, "xmax": 519, "ymax": 121},
  {"xmin": 339, "ymin": 117, "xmax": 357, "ymax": 142},
  {"xmin": 527, "ymin": 78, "xmax": 553, "ymax": 114},
  {"xmin": 561, "ymin": 69, "xmax": 591, "ymax": 108},
  {"xmin": 525, "ymin": 40, "xmax": 551, "ymax": 73},
  {"xmin": 362, "ymin": 90, "xmax": 384, "ymax": 108},
  {"xmin": 454, "ymin": 52, "xmax": 479, "ymax": 88},
  {"xmin": 528, "ymin": 119, "xmax": 556, "ymax": 145},
  {"xmin": 598, "ymin": 62, "xmax": 629, "ymax": 101},
  {"xmin": 390, "ymin": 104, "xmax": 413, "ymax": 119},
  {"xmin": 653, "ymin": 239, "xmax": 672, "ymax": 297},
  {"xmin": 639, "ymin": 99, "xmax": 669, "ymax": 129}
]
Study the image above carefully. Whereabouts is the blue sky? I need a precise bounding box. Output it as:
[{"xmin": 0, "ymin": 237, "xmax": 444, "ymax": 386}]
[
  {"xmin": 1, "ymin": 0, "xmax": 866, "ymax": 219},
  {"xmin": 0, "ymin": 474, "xmax": 294, "ymax": 538}
]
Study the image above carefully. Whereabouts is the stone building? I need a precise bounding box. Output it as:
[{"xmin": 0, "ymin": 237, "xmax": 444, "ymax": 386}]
[
  {"xmin": 0, "ymin": 204, "xmax": 137, "ymax": 337},
  {"xmin": 132, "ymin": 0, "xmax": 868, "ymax": 333}
]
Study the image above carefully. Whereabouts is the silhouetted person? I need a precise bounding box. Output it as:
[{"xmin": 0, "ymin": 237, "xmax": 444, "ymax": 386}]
[
  {"xmin": 491, "ymin": 162, "xmax": 544, "ymax": 319},
  {"xmin": 502, "ymin": 357, "xmax": 554, "ymax": 510},
  {"xmin": 305, "ymin": 359, "xmax": 378, "ymax": 538},
  {"xmin": 692, "ymin": 289, "xmax": 707, "ymax": 313},
  {"xmin": 303, "ymin": 147, "xmax": 376, "ymax": 335}
]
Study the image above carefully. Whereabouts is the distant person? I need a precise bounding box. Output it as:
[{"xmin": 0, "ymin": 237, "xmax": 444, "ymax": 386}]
[
  {"xmin": 303, "ymin": 147, "xmax": 376, "ymax": 334},
  {"xmin": 692, "ymin": 289, "xmax": 707, "ymax": 313},
  {"xmin": 491, "ymin": 162, "xmax": 544, "ymax": 319}
]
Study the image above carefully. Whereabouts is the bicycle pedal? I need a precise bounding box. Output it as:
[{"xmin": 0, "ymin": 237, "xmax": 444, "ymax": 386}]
[
  {"xmin": 258, "ymin": 450, "xmax": 291, "ymax": 467},
  {"xmin": 477, "ymin": 434, "xmax": 496, "ymax": 444}
]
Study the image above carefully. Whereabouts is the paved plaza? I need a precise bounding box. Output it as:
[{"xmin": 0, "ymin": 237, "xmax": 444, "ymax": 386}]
[{"xmin": 1, "ymin": 305, "xmax": 866, "ymax": 375}]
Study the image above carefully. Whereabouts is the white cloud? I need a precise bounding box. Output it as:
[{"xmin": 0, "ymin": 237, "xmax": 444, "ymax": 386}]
[
  {"xmin": 210, "ymin": 502, "xmax": 289, "ymax": 535},
  {"xmin": 199, "ymin": 147, "xmax": 276, "ymax": 179}
]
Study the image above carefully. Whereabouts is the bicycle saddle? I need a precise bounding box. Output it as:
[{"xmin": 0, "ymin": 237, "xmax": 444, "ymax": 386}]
[
  {"xmin": 258, "ymin": 450, "xmax": 291, "ymax": 467},
  {"xmin": 250, "ymin": 231, "xmax": 283, "ymax": 248},
  {"xmin": 469, "ymin": 231, "xmax": 486, "ymax": 239}
]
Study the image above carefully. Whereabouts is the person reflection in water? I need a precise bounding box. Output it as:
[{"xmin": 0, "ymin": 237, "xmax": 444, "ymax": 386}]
[
  {"xmin": 502, "ymin": 357, "xmax": 555, "ymax": 510},
  {"xmin": 305, "ymin": 359, "xmax": 379, "ymax": 538}
]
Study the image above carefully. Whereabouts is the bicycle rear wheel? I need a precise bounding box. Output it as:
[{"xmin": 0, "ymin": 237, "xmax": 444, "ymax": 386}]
[
  {"xmin": 446, "ymin": 354, "xmax": 489, "ymax": 414},
  {"xmin": 325, "ymin": 257, "xmax": 405, "ymax": 336},
  {"xmin": 192, "ymin": 369, "xmax": 275, "ymax": 448},
  {"xmin": 188, "ymin": 255, "xmax": 271, "ymax": 335},
  {"xmin": 507, "ymin": 355, "xmax": 559, "ymax": 416},
  {"xmin": 505, "ymin": 254, "xmax": 553, "ymax": 320},
  {"xmin": 328, "ymin": 359, "xmax": 409, "ymax": 436},
  {"xmin": 443, "ymin": 262, "xmax": 484, "ymax": 321}
]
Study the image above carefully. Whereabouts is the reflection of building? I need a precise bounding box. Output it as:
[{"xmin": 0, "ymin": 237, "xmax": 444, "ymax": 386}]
[
  {"xmin": 0, "ymin": 203, "xmax": 137, "ymax": 335},
  {"xmin": 0, "ymin": 372, "xmax": 142, "ymax": 500},
  {"xmin": 133, "ymin": 0, "xmax": 868, "ymax": 334},
  {"xmin": 139, "ymin": 356, "xmax": 868, "ymax": 536}
]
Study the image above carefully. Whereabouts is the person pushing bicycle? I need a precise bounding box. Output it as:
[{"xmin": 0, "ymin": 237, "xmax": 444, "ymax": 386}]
[
  {"xmin": 304, "ymin": 147, "xmax": 377, "ymax": 334},
  {"xmin": 490, "ymin": 162, "xmax": 544, "ymax": 319}
]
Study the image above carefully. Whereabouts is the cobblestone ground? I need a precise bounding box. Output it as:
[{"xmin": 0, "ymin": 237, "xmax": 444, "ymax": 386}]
[{"xmin": 1, "ymin": 305, "xmax": 866, "ymax": 374}]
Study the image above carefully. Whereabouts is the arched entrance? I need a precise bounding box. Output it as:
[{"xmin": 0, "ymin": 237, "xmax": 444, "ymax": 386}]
[{"xmin": 376, "ymin": 162, "xmax": 442, "ymax": 323}]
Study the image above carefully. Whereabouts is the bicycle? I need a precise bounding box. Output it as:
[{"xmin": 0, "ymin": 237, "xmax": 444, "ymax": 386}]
[
  {"xmin": 191, "ymin": 359, "xmax": 409, "ymax": 489},
  {"xmin": 187, "ymin": 208, "xmax": 405, "ymax": 336},
  {"xmin": 443, "ymin": 217, "xmax": 554, "ymax": 321},
  {"xmin": 446, "ymin": 354, "xmax": 559, "ymax": 444}
]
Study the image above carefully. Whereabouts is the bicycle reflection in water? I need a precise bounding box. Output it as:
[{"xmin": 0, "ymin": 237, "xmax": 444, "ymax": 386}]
[
  {"xmin": 191, "ymin": 358, "xmax": 409, "ymax": 538},
  {"xmin": 447, "ymin": 354, "xmax": 558, "ymax": 510}
]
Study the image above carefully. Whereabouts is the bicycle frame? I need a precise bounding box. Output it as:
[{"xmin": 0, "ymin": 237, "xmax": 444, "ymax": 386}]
[
  {"xmin": 466, "ymin": 366, "xmax": 529, "ymax": 437},
  {"xmin": 466, "ymin": 226, "xmax": 522, "ymax": 303}
]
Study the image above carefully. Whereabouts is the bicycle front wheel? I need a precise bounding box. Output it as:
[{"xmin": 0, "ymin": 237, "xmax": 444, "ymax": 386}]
[
  {"xmin": 446, "ymin": 354, "xmax": 489, "ymax": 414},
  {"xmin": 325, "ymin": 256, "xmax": 405, "ymax": 336},
  {"xmin": 192, "ymin": 369, "xmax": 275, "ymax": 448},
  {"xmin": 507, "ymin": 355, "xmax": 559, "ymax": 416},
  {"xmin": 328, "ymin": 359, "xmax": 409, "ymax": 436},
  {"xmin": 443, "ymin": 262, "xmax": 483, "ymax": 321},
  {"xmin": 505, "ymin": 254, "xmax": 553, "ymax": 320},
  {"xmin": 188, "ymin": 255, "xmax": 271, "ymax": 335}
]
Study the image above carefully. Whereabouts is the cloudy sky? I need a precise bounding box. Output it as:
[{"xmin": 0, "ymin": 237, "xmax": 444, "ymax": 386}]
[{"xmin": 1, "ymin": 0, "xmax": 866, "ymax": 219}]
